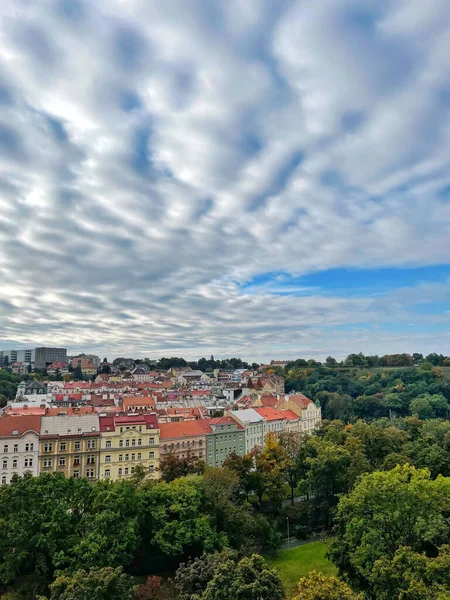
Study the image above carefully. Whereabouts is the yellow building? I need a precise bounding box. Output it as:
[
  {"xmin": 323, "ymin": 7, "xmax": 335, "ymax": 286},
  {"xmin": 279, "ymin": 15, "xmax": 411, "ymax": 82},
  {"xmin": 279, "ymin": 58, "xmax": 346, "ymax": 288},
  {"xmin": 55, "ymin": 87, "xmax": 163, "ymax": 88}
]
[
  {"xmin": 99, "ymin": 413, "xmax": 160, "ymax": 481},
  {"xmin": 39, "ymin": 415, "xmax": 100, "ymax": 480}
]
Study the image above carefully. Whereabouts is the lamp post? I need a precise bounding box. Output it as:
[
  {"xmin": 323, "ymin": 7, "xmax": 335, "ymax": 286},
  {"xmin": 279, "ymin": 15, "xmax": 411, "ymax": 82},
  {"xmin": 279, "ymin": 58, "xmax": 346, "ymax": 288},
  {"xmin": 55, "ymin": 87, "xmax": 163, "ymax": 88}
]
[{"xmin": 286, "ymin": 516, "xmax": 290, "ymax": 546}]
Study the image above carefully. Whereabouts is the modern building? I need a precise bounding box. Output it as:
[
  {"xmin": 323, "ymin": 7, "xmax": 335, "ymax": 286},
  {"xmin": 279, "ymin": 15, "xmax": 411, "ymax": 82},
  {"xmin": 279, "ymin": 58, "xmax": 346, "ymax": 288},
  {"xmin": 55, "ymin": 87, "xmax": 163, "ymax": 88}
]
[
  {"xmin": 159, "ymin": 419, "xmax": 211, "ymax": 460},
  {"xmin": 230, "ymin": 408, "xmax": 265, "ymax": 453},
  {"xmin": 0, "ymin": 349, "xmax": 35, "ymax": 366},
  {"xmin": 98, "ymin": 414, "xmax": 160, "ymax": 481},
  {"xmin": 206, "ymin": 415, "xmax": 245, "ymax": 467},
  {"xmin": 0, "ymin": 415, "xmax": 41, "ymax": 484},
  {"xmin": 35, "ymin": 348, "xmax": 67, "ymax": 371},
  {"xmin": 39, "ymin": 415, "xmax": 100, "ymax": 480}
]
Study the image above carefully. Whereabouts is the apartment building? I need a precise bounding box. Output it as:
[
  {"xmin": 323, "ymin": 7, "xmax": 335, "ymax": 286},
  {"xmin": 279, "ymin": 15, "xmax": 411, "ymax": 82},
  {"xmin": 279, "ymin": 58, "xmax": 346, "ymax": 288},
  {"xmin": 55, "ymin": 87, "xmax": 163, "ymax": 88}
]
[
  {"xmin": 0, "ymin": 349, "xmax": 35, "ymax": 366},
  {"xmin": 159, "ymin": 419, "xmax": 211, "ymax": 460},
  {"xmin": 0, "ymin": 416, "xmax": 41, "ymax": 484},
  {"xmin": 35, "ymin": 347, "xmax": 67, "ymax": 370},
  {"xmin": 206, "ymin": 415, "xmax": 245, "ymax": 467},
  {"xmin": 230, "ymin": 408, "xmax": 265, "ymax": 453},
  {"xmin": 39, "ymin": 415, "xmax": 100, "ymax": 480},
  {"xmin": 98, "ymin": 414, "xmax": 159, "ymax": 481}
]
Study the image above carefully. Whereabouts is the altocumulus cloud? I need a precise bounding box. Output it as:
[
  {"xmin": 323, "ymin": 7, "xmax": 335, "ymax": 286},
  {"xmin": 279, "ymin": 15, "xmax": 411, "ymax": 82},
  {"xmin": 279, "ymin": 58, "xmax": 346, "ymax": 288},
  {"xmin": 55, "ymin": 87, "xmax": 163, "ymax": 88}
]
[{"xmin": 1, "ymin": 0, "xmax": 450, "ymax": 361}]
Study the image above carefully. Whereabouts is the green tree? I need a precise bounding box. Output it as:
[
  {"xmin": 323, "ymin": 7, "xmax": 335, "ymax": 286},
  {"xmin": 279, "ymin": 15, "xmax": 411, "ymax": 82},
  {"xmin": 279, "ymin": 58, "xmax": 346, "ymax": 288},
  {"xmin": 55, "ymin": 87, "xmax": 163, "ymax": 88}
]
[
  {"xmin": 73, "ymin": 365, "xmax": 83, "ymax": 380},
  {"xmin": 174, "ymin": 550, "xmax": 236, "ymax": 600},
  {"xmin": 160, "ymin": 451, "xmax": 205, "ymax": 482},
  {"xmin": 292, "ymin": 571, "xmax": 361, "ymax": 599},
  {"xmin": 328, "ymin": 465, "xmax": 450, "ymax": 591},
  {"xmin": 48, "ymin": 567, "xmax": 135, "ymax": 600}
]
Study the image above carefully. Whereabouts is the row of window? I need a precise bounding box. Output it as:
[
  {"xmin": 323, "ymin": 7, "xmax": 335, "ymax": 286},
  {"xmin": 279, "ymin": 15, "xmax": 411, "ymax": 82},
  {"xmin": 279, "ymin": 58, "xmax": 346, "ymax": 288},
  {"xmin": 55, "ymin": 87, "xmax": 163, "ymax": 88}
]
[
  {"xmin": 3, "ymin": 443, "xmax": 34, "ymax": 453},
  {"xmin": 105, "ymin": 437, "xmax": 155, "ymax": 448},
  {"xmin": 2, "ymin": 458, "xmax": 33, "ymax": 469},
  {"xmin": 43, "ymin": 455, "xmax": 95, "ymax": 467},
  {"xmin": 163, "ymin": 440, "xmax": 202, "ymax": 450},
  {"xmin": 105, "ymin": 452, "xmax": 154, "ymax": 462},
  {"xmin": 43, "ymin": 440, "xmax": 96, "ymax": 452}
]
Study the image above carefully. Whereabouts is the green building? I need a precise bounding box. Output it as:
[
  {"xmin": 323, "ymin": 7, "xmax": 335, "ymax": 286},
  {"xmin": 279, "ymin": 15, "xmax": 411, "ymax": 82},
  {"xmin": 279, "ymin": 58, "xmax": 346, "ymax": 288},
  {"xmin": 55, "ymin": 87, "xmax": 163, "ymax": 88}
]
[{"xmin": 206, "ymin": 415, "xmax": 246, "ymax": 466}]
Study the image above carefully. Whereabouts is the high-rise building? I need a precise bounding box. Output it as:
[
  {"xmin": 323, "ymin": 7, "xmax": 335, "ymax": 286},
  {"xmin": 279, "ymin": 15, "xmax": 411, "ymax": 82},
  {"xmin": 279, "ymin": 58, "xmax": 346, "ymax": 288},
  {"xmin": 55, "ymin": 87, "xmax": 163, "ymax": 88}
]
[
  {"xmin": 34, "ymin": 347, "xmax": 67, "ymax": 370},
  {"xmin": 0, "ymin": 349, "xmax": 35, "ymax": 366}
]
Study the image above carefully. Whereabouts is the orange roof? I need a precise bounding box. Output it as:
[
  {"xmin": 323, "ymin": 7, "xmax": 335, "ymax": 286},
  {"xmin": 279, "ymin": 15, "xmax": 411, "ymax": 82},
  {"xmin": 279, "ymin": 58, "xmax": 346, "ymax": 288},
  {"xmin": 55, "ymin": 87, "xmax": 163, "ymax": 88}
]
[
  {"xmin": 259, "ymin": 394, "xmax": 279, "ymax": 407},
  {"xmin": 210, "ymin": 415, "xmax": 244, "ymax": 429},
  {"xmin": 0, "ymin": 415, "xmax": 41, "ymax": 436},
  {"xmin": 159, "ymin": 418, "xmax": 212, "ymax": 440},
  {"xmin": 280, "ymin": 409, "xmax": 299, "ymax": 421},
  {"xmin": 286, "ymin": 394, "xmax": 313, "ymax": 409},
  {"xmin": 254, "ymin": 407, "xmax": 287, "ymax": 421},
  {"xmin": 123, "ymin": 396, "xmax": 156, "ymax": 410},
  {"xmin": 2, "ymin": 407, "xmax": 46, "ymax": 417}
]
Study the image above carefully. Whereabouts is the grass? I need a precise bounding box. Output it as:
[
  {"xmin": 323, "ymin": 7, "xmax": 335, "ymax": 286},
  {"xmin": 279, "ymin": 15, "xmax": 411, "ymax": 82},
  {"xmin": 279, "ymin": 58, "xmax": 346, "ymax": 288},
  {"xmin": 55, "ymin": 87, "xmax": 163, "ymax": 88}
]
[{"xmin": 264, "ymin": 540, "xmax": 337, "ymax": 594}]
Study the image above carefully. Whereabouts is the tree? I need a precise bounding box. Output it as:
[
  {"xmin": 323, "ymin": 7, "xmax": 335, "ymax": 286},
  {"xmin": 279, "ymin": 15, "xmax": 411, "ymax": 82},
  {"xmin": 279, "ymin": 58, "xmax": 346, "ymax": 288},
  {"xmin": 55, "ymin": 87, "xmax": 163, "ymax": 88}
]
[
  {"xmin": 279, "ymin": 431, "xmax": 302, "ymax": 505},
  {"xmin": 135, "ymin": 576, "xmax": 171, "ymax": 600},
  {"xmin": 328, "ymin": 465, "xmax": 450, "ymax": 591},
  {"xmin": 325, "ymin": 356, "xmax": 338, "ymax": 367},
  {"xmin": 292, "ymin": 571, "xmax": 361, "ymax": 599},
  {"xmin": 73, "ymin": 365, "xmax": 83, "ymax": 380},
  {"xmin": 47, "ymin": 567, "xmax": 135, "ymax": 600},
  {"xmin": 159, "ymin": 451, "xmax": 205, "ymax": 482},
  {"xmin": 222, "ymin": 452, "xmax": 254, "ymax": 500},
  {"xmin": 260, "ymin": 433, "xmax": 288, "ymax": 513},
  {"xmin": 175, "ymin": 550, "xmax": 236, "ymax": 600}
]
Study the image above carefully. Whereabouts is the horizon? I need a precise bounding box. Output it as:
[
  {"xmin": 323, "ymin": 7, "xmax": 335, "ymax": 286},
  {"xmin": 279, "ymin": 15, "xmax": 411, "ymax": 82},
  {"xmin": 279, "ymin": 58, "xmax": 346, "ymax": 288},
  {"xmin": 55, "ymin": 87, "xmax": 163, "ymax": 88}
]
[{"xmin": 1, "ymin": 2, "xmax": 450, "ymax": 358}]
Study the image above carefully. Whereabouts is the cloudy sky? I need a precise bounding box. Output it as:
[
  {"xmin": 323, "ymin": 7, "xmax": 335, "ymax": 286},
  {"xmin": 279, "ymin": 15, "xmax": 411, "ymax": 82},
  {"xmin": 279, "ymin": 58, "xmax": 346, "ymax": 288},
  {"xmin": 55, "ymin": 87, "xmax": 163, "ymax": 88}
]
[{"xmin": 1, "ymin": 0, "xmax": 450, "ymax": 362}]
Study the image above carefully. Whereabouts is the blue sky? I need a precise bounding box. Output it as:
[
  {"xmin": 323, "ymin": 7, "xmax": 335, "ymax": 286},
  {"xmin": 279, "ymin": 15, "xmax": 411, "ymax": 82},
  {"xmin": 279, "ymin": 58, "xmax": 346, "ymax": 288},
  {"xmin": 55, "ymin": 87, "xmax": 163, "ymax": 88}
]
[{"xmin": 1, "ymin": 0, "xmax": 450, "ymax": 361}]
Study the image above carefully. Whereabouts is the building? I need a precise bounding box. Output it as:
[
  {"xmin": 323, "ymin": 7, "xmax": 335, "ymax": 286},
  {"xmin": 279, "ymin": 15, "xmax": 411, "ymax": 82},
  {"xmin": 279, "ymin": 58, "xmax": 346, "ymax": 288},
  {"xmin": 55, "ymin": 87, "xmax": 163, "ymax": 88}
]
[
  {"xmin": 0, "ymin": 415, "xmax": 41, "ymax": 484},
  {"xmin": 98, "ymin": 414, "xmax": 159, "ymax": 481},
  {"xmin": 177, "ymin": 370, "xmax": 208, "ymax": 385},
  {"xmin": 130, "ymin": 367, "xmax": 155, "ymax": 383},
  {"xmin": 47, "ymin": 362, "xmax": 69, "ymax": 376},
  {"xmin": 254, "ymin": 407, "xmax": 287, "ymax": 434},
  {"xmin": 70, "ymin": 357, "xmax": 97, "ymax": 376},
  {"xmin": 0, "ymin": 349, "xmax": 35, "ymax": 366},
  {"xmin": 10, "ymin": 362, "xmax": 31, "ymax": 374},
  {"xmin": 206, "ymin": 415, "xmax": 245, "ymax": 467},
  {"xmin": 230, "ymin": 408, "xmax": 265, "ymax": 453},
  {"xmin": 276, "ymin": 394, "xmax": 321, "ymax": 432},
  {"xmin": 122, "ymin": 396, "xmax": 157, "ymax": 413},
  {"xmin": 39, "ymin": 415, "xmax": 100, "ymax": 480},
  {"xmin": 159, "ymin": 419, "xmax": 211, "ymax": 460},
  {"xmin": 35, "ymin": 347, "xmax": 67, "ymax": 371}
]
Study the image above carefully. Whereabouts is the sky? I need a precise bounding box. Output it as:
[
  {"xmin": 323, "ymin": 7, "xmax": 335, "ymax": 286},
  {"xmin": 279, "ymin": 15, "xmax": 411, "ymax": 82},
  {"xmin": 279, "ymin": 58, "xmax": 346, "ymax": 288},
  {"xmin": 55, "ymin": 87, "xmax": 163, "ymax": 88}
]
[{"xmin": 1, "ymin": 0, "xmax": 450, "ymax": 362}]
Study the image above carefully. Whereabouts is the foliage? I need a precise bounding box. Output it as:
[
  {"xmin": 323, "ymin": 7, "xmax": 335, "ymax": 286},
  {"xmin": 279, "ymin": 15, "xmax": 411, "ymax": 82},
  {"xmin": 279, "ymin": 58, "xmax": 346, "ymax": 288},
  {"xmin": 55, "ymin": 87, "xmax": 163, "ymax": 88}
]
[
  {"xmin": 135, "ymin": 575, "xmax": 172, "ymax": 600},
  {"xmin": 160, "ymin": 451, "xmax": 205, "ymax": 482},
  {"xmin": 292, "ymin": 570, "xmax": 361, "ymax": 600},
  {"xmin": 47, "ymin": 567, "xmax": 135, "ymax": 600}
]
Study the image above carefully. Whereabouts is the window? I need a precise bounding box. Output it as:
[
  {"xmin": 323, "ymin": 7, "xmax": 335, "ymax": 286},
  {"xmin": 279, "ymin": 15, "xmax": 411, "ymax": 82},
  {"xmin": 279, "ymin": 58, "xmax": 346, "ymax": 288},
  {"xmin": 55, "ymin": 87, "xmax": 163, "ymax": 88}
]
[
  {"xmin": 1, "ymin": 476, "xmax": 6, "ymax": 484},
  {"xmin": 125, "ymin": 454, "xmax": 129, "ymax": 461},
  {"xmin": 12, "ymin": 459, "xmax": 18, "ymax": 468},
  {"xmin": 105, "ymin": 469, "xmax": 110, "ymax": 478},
  {"xmin": 86, "ymin": 469, "xmax": 94, "ymax": 478},
  {"xmin": 137, "ymin": 453, "xmax": 141, "ymax": 460},
  {"xmin": 149, "ymin": 465, "xmax": 154, "ymax": 472},
  {"xmin": 25, "ymin": 443, "xmax": 34, "ymax": 452},
  {"xmin": 132, "ymin": 439, "xmax": 136, "ymax": 446},
  {"xmin": 148, "ymin": 452, "xmax": 154, "ymax": 459},
  {"xmin": 2, "ymin": 459, "xmax": 7, "ymax": 469},
  {"xmin": 124, "ymin": 467, "xmax": 129, "ymax": 475},
  {"xmin": 131, "ymin": 454, "xmax": 135, "ymax": 460},
  {"xmin": 59, "ymin": 457, "xmax": 66, "ymax": 466},
  {"xmin": 44, "ymin": 443, "xmax": 53, "ymax": 453},
  {"xmin": 74, "ymin": 441, "xmax": 80, "ymax": 451},
  {"xmin": 149, "ymin": 437, "xmax": 155, "ymax": 445},
  {"xmin": 105, "ymin": 455, "xmax": 111, "ymax": 463},
  {"xmin": 24, "ymin": 458, "xmax": 33, "ymax": 468},
  {"xmin": 73, "ymin": 455, "xmax": 80, "ymax": 465},
  {"xmin": 3, "ymin": 445, "xmax": 8, "ymax": 453},
  {"xmin": 43, "ymin": 458, "xmax": 52, "ymax": 468},
  {"xmin": 87, "ymin": 440, "xmax": 95, "ymax": 449},
  {"xmin": 118, "ymin": 468, "xmax": 122, "ymax": 477},
  {"xmin": 73, "ymin": 471, "xmax": 79, "ymax": 478},
  {"xmin": 119, "ymin": 455, "xmax": 123, "ymax": 462},
  {"xmin": 60, "ymin": 442, "xmax": 66, "ymax": 451},
  {"xmin": 119, "ymin": 440, "xmax": 123, "ymax": 447},
  {"xmin": 125, "ymin": 439, "xmax": 130, "ymax": 447},
  {"xmin": 13, "ymin": 444, "xmax": 18, "ymax": 453},
  {"xmin": 138, "ymin": 438, "xmax": 142, "ymax": 446},
  {"xmin": 208, "ymin": 452, "xmax": 212, "ymax": 458},
  {"xmin": 106, "ymin": 440, "xmax": 112, "ymax": 448}
]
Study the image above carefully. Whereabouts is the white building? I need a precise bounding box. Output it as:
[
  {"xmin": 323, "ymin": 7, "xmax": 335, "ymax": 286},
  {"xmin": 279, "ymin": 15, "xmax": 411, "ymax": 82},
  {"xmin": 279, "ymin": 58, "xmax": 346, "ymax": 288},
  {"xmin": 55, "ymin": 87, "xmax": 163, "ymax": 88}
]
[
  {"xmin": 0, "ymin": 348, "xmax": 35, "ymax": 365},
  {"xmin": 0, "ymin": 415, "xmax": 41, "ymax": 484},
  {"xmin": 231, "ymin": 408, "xmax": 266, "ymax": 453}
]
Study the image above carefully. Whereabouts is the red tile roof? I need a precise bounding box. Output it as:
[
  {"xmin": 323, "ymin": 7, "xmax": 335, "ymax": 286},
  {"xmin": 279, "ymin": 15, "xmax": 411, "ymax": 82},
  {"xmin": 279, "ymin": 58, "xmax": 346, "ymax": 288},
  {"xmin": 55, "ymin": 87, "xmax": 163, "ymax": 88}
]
[
  {"xmin": 259, "ymin": 394, "xmax": 279, "ymax": 407},
  {"xmin": 99, "ymin": 413, "xmax": 158, "ymax": 432},
  {"xmin": 0, "ymin": 415, "xmax": 41, "ymax": 436},
  {"xmin": 280, "ymin": 409, "xmax": 299, "ymax": 421},
  {"xmin": 159, "ymin": 418, "xmax": 212, "ymax": 440},
  {"xmin": 210, "ymin": 415, "xmax": 243, "ymax": 429},
  {"xmin": 285, "ymin": 394, "xmax": 313, "ymax": 409},
  {"xmin": 254, "ymin": 407, "xmax": 287, "ymax": 421}
]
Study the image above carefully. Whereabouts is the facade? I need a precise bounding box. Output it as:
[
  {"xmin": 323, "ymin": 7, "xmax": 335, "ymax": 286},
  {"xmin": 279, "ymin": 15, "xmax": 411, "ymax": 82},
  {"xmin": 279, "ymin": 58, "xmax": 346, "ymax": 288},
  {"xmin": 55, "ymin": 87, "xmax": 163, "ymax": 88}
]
[
  {"xmin": 131, "ymin": 367, "xmax": 154, "ymax": 383},
  {"xmin": 230, "ymin": 408, "xmax": 265, "ymax": 453},
  {"xmin": 159, "ymin": 419, "xmax": 211, "ymax": 460},
  {"xmin": 99, "ymin": 414, "xmax": 160, "ymax": 481},
  {"xmin": 39, "ymin": 415, "xmax": 100, "ymax": 480},
  {"xmin": 10, "ymin": 362, "xmax": 31, "ymax": 374},
  {"xmin": 206, "ymin": 415, "xmax": 245, "ymax": 467},
  {"xmin": 47, "ymin": 362, "xmax": 69, "ymax": 376},
  {"xmin": 276, "ymin": 394, "xmax": 321, "ymax": 432},
  {"xmin": 35, "ymin": 347, "xmax": 67, "ymax": 370},
  {"xmin": 254, "ymin": 407, "xmax": 287, "ymax": 434},
  {"xmin": 0, "ymin": 349, "xmax": 35, "ymax": 366},
  {"xmin": 0, "ymin": 416, "xmax": 41, "ymax": 484}
]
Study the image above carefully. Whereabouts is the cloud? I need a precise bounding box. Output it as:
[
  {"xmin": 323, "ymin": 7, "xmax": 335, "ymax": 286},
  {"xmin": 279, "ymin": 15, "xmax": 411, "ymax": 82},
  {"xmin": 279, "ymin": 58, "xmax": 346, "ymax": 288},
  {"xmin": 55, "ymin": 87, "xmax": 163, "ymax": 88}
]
[{"xmin": 1, "ymin": 0, "xmax": 450, "ymax": 361}]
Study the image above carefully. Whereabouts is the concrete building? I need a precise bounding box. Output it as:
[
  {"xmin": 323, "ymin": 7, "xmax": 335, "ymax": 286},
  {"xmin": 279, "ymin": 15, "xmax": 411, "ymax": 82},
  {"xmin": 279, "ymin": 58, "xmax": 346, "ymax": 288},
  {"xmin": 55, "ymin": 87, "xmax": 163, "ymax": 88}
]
[
  {"xmin": 35, "ymin": 348, "xmax": 67, "ymax": 371},
  {"xmin": 39, "ymin": 415, "xmax": 100, "ymax": 480},
  {"xmin": 230, "ymin": 408, "xmax": 265, "ymax": 453},
  {"xmin": 98, "ymin": 414, "xmax": 159, "ymax": 481},
  {"xmin": 0, "ymin": 415, "xmax": 41, "ymax": 484},
  {"xmin": 159, "ymin": 419, "xmax": 211, "ymax": 460},
  {"xmin": 206, "ymin": 415, "xmax": 245, "ymax": 467},
  {"xmin": 0, "ymin": 349, "xmax": 35, "ymax": 366}
]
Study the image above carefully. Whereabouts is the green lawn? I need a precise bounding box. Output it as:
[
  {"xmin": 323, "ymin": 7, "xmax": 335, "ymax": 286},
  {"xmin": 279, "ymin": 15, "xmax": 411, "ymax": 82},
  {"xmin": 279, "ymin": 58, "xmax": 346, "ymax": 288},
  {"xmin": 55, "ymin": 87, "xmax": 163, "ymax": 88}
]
[{"xmin": 264, "ymin": 541, "xmax": 337, "ymax": 594}]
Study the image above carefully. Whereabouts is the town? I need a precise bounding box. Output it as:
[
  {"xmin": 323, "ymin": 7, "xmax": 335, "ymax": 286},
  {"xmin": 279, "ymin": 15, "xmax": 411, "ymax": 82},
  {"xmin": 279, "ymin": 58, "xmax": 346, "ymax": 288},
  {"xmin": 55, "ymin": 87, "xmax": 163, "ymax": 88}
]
[{"xmin": 0, "ymin": 347, "xmax": 321, "ymax": 484}]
